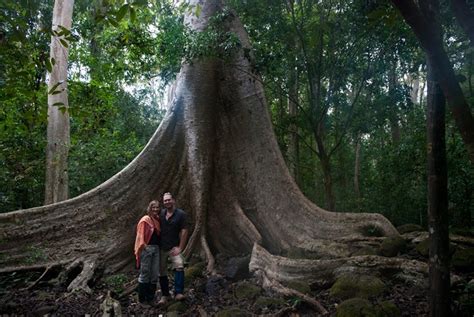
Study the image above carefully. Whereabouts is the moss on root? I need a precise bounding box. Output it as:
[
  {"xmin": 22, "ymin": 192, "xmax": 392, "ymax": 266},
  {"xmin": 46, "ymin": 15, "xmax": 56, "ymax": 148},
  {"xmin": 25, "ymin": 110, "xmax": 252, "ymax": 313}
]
[
  {"xmin": 379, "ymin": 236, "xmax": 407, "ymax": 257},
  {"xmin": 336, "ymin": 298, "xmax": 376, "ymax": 317},
  {"xmin": 216, "ymin": 307, "xmax": 248, "ymax": 317},
  {"xmin": 234, "ymin": 281, "xmax": 261, "ymax": 299},
  {"xmin": 286, "ymin": 280, "xmax": 311, "ymax": 294},
  {"xmin": 330, "ymin": 274, "xmax": 386, "ymax": 300},
  {"xmin": 452, "ymin": 248, "xmax": 474, "ymax": 272},
  {"xmin": 254, "ymin": 296, "xmax": 286, "ymax": 310}
]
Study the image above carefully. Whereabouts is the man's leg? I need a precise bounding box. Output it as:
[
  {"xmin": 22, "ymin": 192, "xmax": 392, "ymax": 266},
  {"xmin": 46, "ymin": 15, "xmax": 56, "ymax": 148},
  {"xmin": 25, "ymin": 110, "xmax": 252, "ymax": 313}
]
[
  {"xmin": 174, "ymin": 270, "xmax": 184, "ymax": 297},
  {"xmin": 170, "ymin": 253, "xmax": 185, "ymax": 300}
]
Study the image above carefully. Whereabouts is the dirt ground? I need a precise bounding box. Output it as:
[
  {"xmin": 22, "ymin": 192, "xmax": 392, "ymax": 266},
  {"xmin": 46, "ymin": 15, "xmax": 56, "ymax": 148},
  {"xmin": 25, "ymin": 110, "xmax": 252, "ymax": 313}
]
[{"xmin": 0, "ymin": 251, "xmax": 473, "ymax": 316}]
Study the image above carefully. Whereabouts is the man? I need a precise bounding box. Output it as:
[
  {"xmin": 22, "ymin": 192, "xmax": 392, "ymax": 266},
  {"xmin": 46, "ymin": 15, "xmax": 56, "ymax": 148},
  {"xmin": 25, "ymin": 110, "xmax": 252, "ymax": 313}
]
[
  {"xmin": 158, "ymin": 192, "xmax": 188, "ymax": 304},
  {"xmin": 134, "ymin": 200, "xmax": 161, "ymax": 306}
]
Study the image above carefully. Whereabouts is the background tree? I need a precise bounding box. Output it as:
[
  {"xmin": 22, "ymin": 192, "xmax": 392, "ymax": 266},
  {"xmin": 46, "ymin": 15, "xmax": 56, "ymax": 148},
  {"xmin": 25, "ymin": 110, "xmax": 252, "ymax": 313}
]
[
  {"xmin": 0, "ymin": 0, "xmax": 183, "ymax": 212},
  {"xmin": 391, "ymin": 0, "xmax": 474, "ymax": 164},
  {"xmin": 44, "ymin": 0, "xmax": 75, "ymax": 204}
]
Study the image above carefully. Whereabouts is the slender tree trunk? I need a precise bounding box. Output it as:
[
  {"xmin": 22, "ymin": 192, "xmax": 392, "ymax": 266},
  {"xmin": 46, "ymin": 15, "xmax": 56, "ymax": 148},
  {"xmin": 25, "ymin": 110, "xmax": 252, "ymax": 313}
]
[
  {"xmin": 427, "ymin": 42, "xmax": 451, "ymax": 317},
  {"xmin": 391, "ymin": 0, "xmax": 474, "ymax": 164},
  {"xmin": 420, "ymin": 75, "xmax": 426, "ymax": 106},
  {"xmin": 315, "ymin": 130, "xmax": 336, "ymax": 211},
  {"xmin": 288, "ymin": 66, "xmax": 300, "ymax": 184},
  {"xmin": 44, "ymin": 0, "xmax": 74, "ymax": 204},
  {"xmin": 389, "ymin": 61, "xmax": 401, "ymax": 144},
  {"xmin": 450, "ymin": 0, "xmax": 474, "ymax": 45},
  {"xmin": 354, "ymin": 135, "xmax": 361, "ymax": 205},
  {"xmin": 408, "ymin": 72, "xmax": 420, "ymax": 104}
]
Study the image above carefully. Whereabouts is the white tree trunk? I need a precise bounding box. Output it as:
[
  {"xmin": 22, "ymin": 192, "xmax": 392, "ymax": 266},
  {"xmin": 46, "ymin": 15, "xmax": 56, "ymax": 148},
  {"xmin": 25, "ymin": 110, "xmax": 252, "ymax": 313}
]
[{"xmin": 45, "ymin": 0, "xmax": 74, "ymax": 204}]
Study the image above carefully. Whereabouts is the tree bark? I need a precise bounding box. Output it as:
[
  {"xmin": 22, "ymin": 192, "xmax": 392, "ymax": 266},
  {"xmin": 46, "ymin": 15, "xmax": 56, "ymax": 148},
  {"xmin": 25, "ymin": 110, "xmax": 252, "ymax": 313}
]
[
  {"xmin": 0, "ymin": 0, "xmax": 398, "ymax": 290},
  {"xmin": 318, "ymin": 146, "xmax": 336, "ymax": 211},
  {"xmin": 391, "ymin": 0, "xmax": 474, "ymax": 164},
  {"xmin": 427, "ymin": 37, "xmax": 451, "ymax": 317},
  {"xmin": 44, "ymin": 0, "xmax": 74, "ymax": 204}
]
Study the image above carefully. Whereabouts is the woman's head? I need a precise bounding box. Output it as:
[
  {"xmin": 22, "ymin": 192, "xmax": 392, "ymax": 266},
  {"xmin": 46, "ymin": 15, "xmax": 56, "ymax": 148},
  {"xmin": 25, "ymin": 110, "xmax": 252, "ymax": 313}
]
[{"xmin": 147, "ymin": 200, "xmax": 161, "ymax": 220}]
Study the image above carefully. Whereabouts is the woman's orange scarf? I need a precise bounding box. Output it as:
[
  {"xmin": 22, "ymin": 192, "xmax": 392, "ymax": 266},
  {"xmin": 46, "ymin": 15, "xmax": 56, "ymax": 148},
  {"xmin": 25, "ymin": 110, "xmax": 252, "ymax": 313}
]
[{"xmin": 134, "ymin": 215, "xmax": 160, "ymax": 267}]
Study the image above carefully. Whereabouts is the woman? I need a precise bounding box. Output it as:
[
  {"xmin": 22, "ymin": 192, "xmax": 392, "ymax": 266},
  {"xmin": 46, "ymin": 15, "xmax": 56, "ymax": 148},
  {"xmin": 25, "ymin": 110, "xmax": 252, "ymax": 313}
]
[{"xmin": 134, "ymin": 200, "xmax": 161, "ymax": 305}]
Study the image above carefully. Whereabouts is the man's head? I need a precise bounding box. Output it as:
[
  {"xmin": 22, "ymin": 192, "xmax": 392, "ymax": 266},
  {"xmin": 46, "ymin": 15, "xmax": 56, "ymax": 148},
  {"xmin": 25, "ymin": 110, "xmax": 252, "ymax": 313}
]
[
  {"xmin": 147, "ymin": 200, "xmax": 160, "ymax": 220},
  {"xmin": 163, "ymin": 192, "xmax": 175, "ymax": 210}
]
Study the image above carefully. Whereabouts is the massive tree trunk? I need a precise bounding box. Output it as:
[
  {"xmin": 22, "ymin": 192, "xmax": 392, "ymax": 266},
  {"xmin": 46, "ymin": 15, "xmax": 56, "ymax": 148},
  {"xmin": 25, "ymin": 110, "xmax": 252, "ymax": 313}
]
[
  {"xmin": 391, "ymin": 0, "xmax": 474, "ymax": 164},
  {"xmin": 44, "ymin": 0, "xmax": 74, "ymax": 204},
  {"xmin": 0, "ymin": 0, "xmax": 399, "ymax": 292}
]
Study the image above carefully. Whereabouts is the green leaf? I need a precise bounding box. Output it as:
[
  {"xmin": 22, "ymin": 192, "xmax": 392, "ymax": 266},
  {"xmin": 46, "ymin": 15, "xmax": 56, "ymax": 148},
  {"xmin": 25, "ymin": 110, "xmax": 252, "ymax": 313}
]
[
  {"xmin": 48, "ymin": 81, "xmax": 62, "ymax": 94},
  {"xmin": 57, "ymin": 25, "xmax": 71, "ymax": 36},
  {"xmin": 116, "ymin": 4, "xmax": 129, "ymax": 21},
  {"xmin": 95, "ymin": 14, "xmax": 105, "ymax": 23},
  {"xmin": 133, "ymin": 0, "xmax": 147, "ymax": 6},
  {"xmin": 108, "ymin": 17, "xmax": 120, "ymax": 27},
  {"xmin": 58, "ymin": 106, "xmax": 67, "ymax": 114},
  {"xmin": 130, "ymin": 7, "xmax": 136, "ymax": 23},
  {"xmin": 59, "ymin": 39, "xmax": 69, "ymax": 48},
  {"xmin": 195, "ymin": 4, "xmax": 202, "ymax": 17},
  {"xmin": 45, "ymin": 59, "xmax": 52, "ymax": 73}
]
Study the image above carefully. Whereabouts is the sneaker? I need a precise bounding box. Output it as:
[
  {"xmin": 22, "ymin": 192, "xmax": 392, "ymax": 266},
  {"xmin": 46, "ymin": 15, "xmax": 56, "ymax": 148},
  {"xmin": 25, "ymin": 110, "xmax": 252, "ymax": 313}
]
[
  {"xmin": 175, "ymin": 293, "xmax": 185, "ymax": 301},
  {"xmin": 158, "ymin": 296, "xmax": 168, "ymax": 305}
]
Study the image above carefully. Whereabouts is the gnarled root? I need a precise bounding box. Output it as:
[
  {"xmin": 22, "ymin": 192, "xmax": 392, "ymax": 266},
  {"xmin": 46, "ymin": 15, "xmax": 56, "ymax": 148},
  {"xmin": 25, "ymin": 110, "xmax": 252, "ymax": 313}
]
[
  {"xmin": 62, "ymin": 256, "xmax": 99, "ymax": 294},
  {"xmin": 249, "ymin": 243, "xmax": 429, "ymax": 287}
]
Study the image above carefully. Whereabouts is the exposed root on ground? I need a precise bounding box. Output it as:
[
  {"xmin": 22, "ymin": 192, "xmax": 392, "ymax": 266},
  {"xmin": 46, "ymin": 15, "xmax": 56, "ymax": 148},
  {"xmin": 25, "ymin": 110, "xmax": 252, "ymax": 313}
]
[
  {"xmin": 201, "ymin": 234, "xmax": 216, "ymax": 275},
  {"xmin": 0, "ymin": 260, "xmax": 70, "ymax": 275},
  {"xmin": 64, "ymin": 256, "xmax": 99, "ymax": 294},
  {"xmin": 249, "ymin": 243, "xmax": 429, "ymax": 287},
  {"xmin": 255, "ymin": 269, "xmax": 329, "ymax": 315},
  {"xmin": 22, "ymin": 264, "xmax": 57, "ymax": 290}
]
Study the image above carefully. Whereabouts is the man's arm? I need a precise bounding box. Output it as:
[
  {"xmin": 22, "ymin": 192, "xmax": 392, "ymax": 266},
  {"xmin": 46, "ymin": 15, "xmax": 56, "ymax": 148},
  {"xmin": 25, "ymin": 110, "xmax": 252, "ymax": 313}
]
[{"xmin": 178, "ymin": 228, "xmax": 188, "ymax": 253}]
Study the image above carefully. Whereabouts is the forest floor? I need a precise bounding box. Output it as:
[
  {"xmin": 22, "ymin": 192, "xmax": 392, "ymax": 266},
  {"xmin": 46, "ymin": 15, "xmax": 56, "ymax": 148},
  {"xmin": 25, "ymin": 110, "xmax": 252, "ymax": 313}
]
[{"xmin": 0, "ymin": 238, "xmax": 473, "ymax": 316}]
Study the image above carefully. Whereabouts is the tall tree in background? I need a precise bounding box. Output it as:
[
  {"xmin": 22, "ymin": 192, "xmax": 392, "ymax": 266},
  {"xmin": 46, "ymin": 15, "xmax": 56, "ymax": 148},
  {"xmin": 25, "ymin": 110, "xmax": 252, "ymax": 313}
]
[
  {"xmin": 392, "ymin": 1, "xmax": 453, "ymax": 315},
  {"xmin": 44, "ymin": 0, "xmax": 74, "ymax": 204},
  {"xmin": 427, "ymin": 58, "xmax": 451, "ymax": 317},
  {"xmin": 391, "ymin": 0, "xmax": 474, "ymax": 164}
]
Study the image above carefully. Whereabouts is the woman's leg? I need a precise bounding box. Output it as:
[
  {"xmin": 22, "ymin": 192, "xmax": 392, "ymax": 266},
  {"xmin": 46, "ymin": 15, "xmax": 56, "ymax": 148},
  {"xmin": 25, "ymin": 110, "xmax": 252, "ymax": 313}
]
[{"xmin": 138, "ymin": 246, "xmax": 152, "ymax": 303}]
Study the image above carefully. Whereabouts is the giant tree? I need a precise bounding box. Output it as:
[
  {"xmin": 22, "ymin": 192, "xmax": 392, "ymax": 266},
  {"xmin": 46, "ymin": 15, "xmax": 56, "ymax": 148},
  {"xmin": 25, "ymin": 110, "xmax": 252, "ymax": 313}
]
[{"xmin": 1, "ymin": 0, "xmax": 424, "ymax": 306}]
